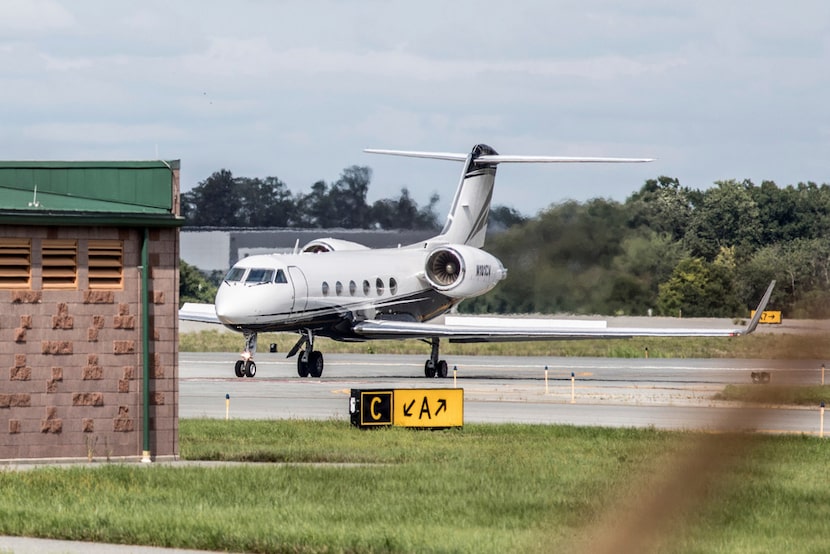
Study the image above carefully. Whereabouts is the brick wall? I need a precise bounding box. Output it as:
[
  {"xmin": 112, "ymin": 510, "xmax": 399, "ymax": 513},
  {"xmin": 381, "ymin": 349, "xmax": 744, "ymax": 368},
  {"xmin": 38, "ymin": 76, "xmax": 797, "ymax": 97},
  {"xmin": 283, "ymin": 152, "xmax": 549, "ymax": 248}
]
[{"xmin": 0, "ymin": 226, "xmax": 179, "ymax": 461}]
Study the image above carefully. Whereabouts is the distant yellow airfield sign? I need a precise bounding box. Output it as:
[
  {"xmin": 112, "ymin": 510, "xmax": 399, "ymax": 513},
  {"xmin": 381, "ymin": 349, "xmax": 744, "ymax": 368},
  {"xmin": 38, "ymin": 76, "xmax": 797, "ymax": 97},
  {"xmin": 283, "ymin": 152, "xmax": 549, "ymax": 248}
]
[
  {"xmin": 350, "ymin": 388, "xmax": 464, "ymax": 429},
  {"xmin": 751, "ymin": 310, "xmax": 782, "ymax": 324}
]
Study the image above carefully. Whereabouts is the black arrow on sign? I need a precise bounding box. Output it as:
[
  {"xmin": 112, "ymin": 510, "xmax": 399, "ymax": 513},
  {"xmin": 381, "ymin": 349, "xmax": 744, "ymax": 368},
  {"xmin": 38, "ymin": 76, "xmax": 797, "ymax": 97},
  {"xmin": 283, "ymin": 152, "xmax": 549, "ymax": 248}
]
[
  {"xmin": 403, "ymin": 400, "xmax": 415, "ymax": 417},
  {"xmin": 436, "ymin": 399, "xmax": 447, "ymax": 415}
]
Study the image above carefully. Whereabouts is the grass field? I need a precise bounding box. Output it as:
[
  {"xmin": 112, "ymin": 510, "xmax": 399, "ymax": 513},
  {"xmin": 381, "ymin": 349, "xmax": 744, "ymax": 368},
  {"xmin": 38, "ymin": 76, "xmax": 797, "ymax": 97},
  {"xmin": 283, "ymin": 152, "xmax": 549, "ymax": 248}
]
[
  {"xmin": 180, "ymin": 329, "xmax": 830, "ymax": 359},
  {"xmin": 2, "ymin": 420, "xmax": 829, "ymax": 553}
]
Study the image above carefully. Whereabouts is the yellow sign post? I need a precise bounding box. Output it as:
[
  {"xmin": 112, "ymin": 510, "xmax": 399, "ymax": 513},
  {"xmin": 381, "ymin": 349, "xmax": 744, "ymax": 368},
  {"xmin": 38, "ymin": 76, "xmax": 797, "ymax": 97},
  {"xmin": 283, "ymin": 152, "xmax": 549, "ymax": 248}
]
[
  {"xmin": 750, "ymin": 310, "xmax": 782, "ymax": 324},
  {"xmin": 393, "ymin": 389, "xmax": 464, "ymax": 428},
  {"xmin": 350, "ymin": 388, "xmax": 464, "ymax": 429}
]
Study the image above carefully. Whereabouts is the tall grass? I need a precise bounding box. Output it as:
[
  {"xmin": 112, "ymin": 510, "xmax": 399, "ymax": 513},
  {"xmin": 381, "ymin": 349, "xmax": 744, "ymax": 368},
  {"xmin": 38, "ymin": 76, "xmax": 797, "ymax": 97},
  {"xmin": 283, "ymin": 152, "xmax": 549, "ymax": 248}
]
[
  {"xmin": 1, "ymin": 420, "xmax": 829, "ymax": 552},
  {"xmin": 181, "ymin": 329, "xmax": 830, "ymax": 359}
]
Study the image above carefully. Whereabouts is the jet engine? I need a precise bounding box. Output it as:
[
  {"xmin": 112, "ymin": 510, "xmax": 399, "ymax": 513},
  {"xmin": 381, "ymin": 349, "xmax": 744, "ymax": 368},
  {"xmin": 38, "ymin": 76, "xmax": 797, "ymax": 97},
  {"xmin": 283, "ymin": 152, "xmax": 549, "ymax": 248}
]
[
  {"xmin": 424, "ymin": 245, "xmax": 506, "ymax": 298},
  {"xmin": 302, "ymin": 238, "xmax": 370, "ymax": 253}
]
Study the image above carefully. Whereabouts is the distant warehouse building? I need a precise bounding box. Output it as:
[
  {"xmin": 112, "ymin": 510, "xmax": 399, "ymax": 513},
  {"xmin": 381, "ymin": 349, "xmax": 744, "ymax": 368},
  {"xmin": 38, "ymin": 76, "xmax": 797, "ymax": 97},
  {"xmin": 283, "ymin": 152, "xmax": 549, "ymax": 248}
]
[
  {"xmin": 182, "ymin": 228, "xmax": 434, "ymax": 272},
  {"xmin": 0, "ymin": 161, "xmax": 183, "ymax": 462}
]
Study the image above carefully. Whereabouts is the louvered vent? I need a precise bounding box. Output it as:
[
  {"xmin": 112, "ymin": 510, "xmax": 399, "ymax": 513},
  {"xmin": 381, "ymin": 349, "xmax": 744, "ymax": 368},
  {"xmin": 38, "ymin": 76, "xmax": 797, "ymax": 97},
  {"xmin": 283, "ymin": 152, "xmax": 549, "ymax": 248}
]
[
  {"xmin": 42, "ymin": 239, "xmax": 78, "ymax": 289},
  {"xmin": 0, "ymin": 239, "xmax": 31, "ymax": 288},
  {"xmin": 88, "ymin": 240, "xmax": 123, "ymax": 289}
]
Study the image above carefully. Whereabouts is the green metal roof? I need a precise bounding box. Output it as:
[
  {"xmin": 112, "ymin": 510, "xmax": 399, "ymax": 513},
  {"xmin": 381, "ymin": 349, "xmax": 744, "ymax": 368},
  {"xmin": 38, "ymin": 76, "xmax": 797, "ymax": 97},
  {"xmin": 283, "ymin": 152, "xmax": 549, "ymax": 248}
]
[{"xmin": 0, "ymin": 160, "xmax": 184, "ymax": 227}]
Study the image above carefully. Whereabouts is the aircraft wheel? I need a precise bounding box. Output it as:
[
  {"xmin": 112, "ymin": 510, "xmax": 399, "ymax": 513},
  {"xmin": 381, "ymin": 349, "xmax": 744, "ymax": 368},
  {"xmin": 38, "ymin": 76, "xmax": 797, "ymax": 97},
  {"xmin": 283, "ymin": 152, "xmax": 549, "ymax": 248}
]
[
  {"xmin": 437, "ymin": 360, "xmax": 448, "ymax": 379},
  {"xmin": 308, "ymin": 351, "xmax": 324, "ymax": 378},
  {"xmin": 244, "ymin": 360, "xmax": 257, "ymax": 378},
  {"xmin": 297, "ymin": 351, "xmax": 310, "ymax": 378},
  {"xmin": 424, "ymin": 360, "xmax": 436, "ymax": 378},
  {"xmin": 234, "ymin": 360, "xmax": 245, "ymax": 378}
]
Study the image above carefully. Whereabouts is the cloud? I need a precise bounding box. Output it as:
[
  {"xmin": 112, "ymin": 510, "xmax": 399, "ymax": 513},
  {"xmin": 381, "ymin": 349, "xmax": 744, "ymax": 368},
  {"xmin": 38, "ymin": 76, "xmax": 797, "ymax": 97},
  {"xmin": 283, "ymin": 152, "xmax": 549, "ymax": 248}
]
[{"xmin": 0, "ymin": 0, "xmax": 74, "ymax": 34}]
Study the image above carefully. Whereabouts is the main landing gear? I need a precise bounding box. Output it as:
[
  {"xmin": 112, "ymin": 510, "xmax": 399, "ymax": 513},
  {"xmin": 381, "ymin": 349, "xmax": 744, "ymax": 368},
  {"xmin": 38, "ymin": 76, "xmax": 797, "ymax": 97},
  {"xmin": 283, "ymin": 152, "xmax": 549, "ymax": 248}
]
[
  {"xmin": 288, "ymin": 330, "xmax": 324, "ymax": 378},
  {"xmin": 423, "ymin": 338, "xmax": 449, "ymax": 378},
  {"xmin": 234, "ymin": 332, "xmax": 258, "ymax": 378}
]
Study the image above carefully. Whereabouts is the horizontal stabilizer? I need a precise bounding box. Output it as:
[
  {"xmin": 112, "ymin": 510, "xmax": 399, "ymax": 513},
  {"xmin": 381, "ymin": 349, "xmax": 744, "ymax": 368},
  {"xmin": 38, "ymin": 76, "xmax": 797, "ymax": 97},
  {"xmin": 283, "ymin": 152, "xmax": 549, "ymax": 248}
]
[{"xmin": 365, "ymin": 149, "xmax": 654, "ymax": 164}]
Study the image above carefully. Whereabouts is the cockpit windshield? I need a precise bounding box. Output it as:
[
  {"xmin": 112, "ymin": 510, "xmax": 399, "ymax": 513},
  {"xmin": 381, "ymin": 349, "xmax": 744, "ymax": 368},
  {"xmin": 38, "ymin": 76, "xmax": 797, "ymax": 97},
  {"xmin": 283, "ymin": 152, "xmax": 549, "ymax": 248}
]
[
  {"xmin": 224, "ymin": 267, "xmax": 246, "ymax": 282},
  {"xmin": 223, "ymin": 267, "xmax": 288, "ymax": 285},
  {"xmin": 246, "ymin": 268, "xmax": 275, "ymax": 284}
]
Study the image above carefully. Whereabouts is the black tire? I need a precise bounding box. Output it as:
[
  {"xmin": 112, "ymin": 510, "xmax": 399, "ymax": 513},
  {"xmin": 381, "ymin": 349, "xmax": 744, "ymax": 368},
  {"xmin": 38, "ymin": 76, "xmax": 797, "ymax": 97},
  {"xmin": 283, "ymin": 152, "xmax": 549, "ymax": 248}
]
[
  {"xmin": 244, "ymin": 360, "xmax": 257, "ymax": 378},
  {"xmin": 437, "ymin": 360, "xmax": 448, "ymax": 378},
  {"xmin": 424, "ymin": 360, "xmax": 436, "ymax": 378},
  {"xmin": 308, "ymin": 351, "xmax": 324, "ymax": 378},
  {"xmin": 234, "ymin": 360, "xmax": 245, "ymax": 378},
  {"xmin": 297, "ymin": 351, "xmax": 309, "ymax": 378}
]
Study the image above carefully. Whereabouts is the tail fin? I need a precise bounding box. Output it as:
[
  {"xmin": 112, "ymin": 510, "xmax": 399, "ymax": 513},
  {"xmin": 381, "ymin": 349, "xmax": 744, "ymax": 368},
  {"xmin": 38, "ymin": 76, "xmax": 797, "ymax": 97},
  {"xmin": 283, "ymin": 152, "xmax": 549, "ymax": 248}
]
[{"xmin": 365, "ymin": 144, "xmax": 653, "ymax": 248}]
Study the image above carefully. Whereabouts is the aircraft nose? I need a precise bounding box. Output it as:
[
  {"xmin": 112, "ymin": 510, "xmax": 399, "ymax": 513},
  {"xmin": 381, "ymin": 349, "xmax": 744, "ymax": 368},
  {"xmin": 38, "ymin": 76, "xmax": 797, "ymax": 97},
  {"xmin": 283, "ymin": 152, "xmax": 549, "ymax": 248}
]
[
  {"xmin": 214, "ymin": 283, "xmax": 249, "ymax": 323},
  {"xmin": 214, "ymin": 280, "xmax": 293, "ymax": 325}
]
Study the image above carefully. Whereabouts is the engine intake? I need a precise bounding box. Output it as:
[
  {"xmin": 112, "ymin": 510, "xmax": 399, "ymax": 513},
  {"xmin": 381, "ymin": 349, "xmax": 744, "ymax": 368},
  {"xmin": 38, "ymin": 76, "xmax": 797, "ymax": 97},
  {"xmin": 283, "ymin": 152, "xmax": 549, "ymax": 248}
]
[
  {"xmin": 427, "ymin": 248, "xmax": 463, "ymax": 287},
  {"xmin": 424, "ymin": 245, "xmax": 506, "ymax": 298}
]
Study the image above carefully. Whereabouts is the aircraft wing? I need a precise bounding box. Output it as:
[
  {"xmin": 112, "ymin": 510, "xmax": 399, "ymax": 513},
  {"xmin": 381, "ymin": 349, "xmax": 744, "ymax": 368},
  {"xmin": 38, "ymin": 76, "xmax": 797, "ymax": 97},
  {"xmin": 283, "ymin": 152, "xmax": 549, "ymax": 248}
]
[
  {"xmin": 179, "ymin": 302, "xmax": 221, "ymax": 324},
  {"xmin": 355, "ymin": 281, "xmax": 776, "ymax": 342}
]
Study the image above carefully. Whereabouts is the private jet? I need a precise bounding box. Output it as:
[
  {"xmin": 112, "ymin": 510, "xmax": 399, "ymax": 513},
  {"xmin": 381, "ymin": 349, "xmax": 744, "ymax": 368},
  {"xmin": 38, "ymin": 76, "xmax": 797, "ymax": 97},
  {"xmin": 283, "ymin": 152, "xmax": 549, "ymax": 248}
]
[{"xmin": 179, "ymin": 144, "xmax": 775, "ymax": 378}]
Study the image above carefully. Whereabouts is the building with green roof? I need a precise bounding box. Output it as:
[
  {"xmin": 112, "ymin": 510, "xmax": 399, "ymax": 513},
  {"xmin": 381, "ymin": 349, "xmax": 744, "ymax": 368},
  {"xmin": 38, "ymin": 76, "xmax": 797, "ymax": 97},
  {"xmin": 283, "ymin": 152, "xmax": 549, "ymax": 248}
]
[{"xmin": 0, "ymin": 160, "xmax": 182, "ymax": 462}]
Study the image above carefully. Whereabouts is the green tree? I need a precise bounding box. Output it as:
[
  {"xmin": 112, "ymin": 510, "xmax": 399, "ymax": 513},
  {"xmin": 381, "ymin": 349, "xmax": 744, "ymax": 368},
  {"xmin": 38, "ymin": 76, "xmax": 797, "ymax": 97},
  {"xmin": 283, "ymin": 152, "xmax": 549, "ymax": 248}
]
[
  {"xmin": 370, "ymin": 188, "xmax": 441, "ymax": 230},
  {"xmin": 607, "ymin": 230, "xmax": 689, "ymax": 315},
  {"xmin": 656, "ymin": 254, "xmax": 742, "ymax": 317},
  {"xmin": 179, "ymin": 261, "xmax": 218, "ymax": 307},
  {"xmin": 626, "ymin": 176, "xmax": 693, "ymax": 241},
  {"xmin": 684, "ymin": 180, "xmax": 761, "ymax": 261},
  {"xmin": 236, "ymin": 176, "xmax": 295, "ymax": 227},
  {"xmin": 182, "ymin": 169, "xmax": 243, "ymax": 226}
]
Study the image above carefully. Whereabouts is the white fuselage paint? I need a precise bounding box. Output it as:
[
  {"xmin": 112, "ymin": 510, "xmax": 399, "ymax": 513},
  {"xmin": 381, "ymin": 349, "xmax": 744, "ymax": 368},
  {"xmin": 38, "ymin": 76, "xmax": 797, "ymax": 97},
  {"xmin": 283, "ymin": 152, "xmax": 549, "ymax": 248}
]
[{"xmin": 214, "ymin": 243, "xmax": 504, "ymax": 336}]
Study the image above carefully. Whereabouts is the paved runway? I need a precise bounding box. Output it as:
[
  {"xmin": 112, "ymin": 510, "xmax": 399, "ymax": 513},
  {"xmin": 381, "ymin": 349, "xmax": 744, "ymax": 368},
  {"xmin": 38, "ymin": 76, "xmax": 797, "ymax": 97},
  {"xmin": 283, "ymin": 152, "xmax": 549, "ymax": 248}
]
[{"xmin": 180, "ymin": 353, "xmax": 827, "ymax": 435}]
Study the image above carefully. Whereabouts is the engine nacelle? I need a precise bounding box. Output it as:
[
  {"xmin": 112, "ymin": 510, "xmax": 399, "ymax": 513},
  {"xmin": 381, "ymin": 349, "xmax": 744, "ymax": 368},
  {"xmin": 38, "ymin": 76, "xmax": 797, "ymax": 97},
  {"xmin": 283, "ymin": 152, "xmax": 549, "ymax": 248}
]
[
  {"xmin": 302, "ymin": 238, "xmax": 370, "ymax": 253},
  {"xmin": 424, "ymin": 245, "xmax": 506, "ymax": 298}
]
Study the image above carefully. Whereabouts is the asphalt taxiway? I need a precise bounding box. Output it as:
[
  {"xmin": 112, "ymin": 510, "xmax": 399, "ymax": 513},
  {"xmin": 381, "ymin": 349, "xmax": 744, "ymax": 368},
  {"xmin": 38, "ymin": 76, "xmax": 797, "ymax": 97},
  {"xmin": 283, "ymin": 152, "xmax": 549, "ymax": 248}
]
[{"xmin": 180, "ymin": 353, "xmax": 827, "ymax": 434}]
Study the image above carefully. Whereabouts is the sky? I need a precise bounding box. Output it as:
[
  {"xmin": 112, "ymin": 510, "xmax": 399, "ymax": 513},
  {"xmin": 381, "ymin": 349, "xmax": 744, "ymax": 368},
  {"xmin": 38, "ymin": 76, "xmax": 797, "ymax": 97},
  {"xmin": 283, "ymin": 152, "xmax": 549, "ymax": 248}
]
[{"xmin": 1, "ymin": 0, "xmax": 828, "ymax": 217}]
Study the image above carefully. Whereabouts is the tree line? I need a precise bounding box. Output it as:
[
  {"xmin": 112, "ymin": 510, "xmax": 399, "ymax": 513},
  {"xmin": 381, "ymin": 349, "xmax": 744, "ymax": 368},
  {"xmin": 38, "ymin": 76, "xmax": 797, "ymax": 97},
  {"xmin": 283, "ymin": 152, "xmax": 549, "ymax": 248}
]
[
  {"xmin": 463, "ymin": 177, "xmax": 830, "ymax": 318},
  {"xmin": 181, "ymin": 166, "xmax": 443, "ymax": 230},
  {"xmin": 180, "ymin": 167, "xmax": 830, "ymax": 318}
]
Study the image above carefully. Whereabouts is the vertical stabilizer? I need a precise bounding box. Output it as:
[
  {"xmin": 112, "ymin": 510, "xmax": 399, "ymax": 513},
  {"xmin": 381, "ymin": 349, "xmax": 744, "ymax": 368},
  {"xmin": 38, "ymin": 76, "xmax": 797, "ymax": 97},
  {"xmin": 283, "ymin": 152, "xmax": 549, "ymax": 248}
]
[
  {"xmin": 436, "ymin": 144, "xmax": 499, "ymax": 247},
  {"xmin": 364, "ymin": 144, "xmax": 653, "ymax": 248}
]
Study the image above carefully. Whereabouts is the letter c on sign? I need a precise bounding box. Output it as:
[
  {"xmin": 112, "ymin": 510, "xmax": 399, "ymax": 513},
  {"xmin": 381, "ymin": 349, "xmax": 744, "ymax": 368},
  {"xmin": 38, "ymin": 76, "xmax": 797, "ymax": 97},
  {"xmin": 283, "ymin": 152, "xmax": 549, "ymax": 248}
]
[{"xmin": 370, "ymin": 397, "xmax": 382, "ymax": 420}]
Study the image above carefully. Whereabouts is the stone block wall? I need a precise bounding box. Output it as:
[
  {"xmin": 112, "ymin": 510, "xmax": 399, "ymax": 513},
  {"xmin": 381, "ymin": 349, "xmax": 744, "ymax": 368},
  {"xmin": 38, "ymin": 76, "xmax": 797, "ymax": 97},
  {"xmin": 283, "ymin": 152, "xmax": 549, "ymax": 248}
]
[{"xmin": 0, "ymin": 226, "xmax": 179, "ymax": 461}]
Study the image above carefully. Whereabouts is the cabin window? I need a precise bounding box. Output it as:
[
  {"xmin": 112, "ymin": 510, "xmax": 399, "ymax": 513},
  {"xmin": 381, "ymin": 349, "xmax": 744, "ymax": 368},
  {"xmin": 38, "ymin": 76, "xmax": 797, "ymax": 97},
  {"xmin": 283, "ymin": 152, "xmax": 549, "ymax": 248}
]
[
  {"xmin": 376, "ymin": 277, "xmax": 384, "ymax": 296},
  {"xmin": 389, "ymin": 277, "xmax": 398, "ymax": 295},
  {"xmin": 224, "ymin": 267, "xmax": 246, "ymax": 282},
  {"xmin": 363, "ymin": 280, "xmax": 370, "ymax": 296},
  {"xmin": 246, "ymin": 268, "xmax": 274, "ymax": 284},
  {"xmin": 275, "ymin": 269, "xmax": 288, "ymax": 283},
  {"xmin": 322, "ymin": 281, "xmax": 330, "ymax": 296},
  {"xmin": 335, "ymin": 281, "xmax": 343, "ymax": 296},
  {"xmin": 349, "ymin": 280, "xmax": 356, "ymax": 296}
]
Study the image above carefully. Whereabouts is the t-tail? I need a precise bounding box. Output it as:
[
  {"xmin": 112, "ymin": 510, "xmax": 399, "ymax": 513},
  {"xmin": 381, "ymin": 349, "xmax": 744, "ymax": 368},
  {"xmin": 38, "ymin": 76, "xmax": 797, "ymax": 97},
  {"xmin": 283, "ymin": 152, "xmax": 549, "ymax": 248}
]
[{"xmin": 365, "ymin": 144, "xmax": 654, "ymax": 248}]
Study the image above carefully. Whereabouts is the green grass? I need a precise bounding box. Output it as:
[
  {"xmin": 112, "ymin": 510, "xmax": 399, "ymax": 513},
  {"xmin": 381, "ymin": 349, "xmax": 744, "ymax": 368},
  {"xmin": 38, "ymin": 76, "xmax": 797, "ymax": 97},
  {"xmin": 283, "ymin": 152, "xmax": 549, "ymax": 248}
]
[
  {"xmin": 181, "ymin": 329, "xmax": 830, "ymax": 359},
  {"xmin": 1, "ymin": 420, "xmax": 830, "ymax": 552},
  {"xmin": 715, "ymin": 384, "xmax": 830, "ymax": 406}
]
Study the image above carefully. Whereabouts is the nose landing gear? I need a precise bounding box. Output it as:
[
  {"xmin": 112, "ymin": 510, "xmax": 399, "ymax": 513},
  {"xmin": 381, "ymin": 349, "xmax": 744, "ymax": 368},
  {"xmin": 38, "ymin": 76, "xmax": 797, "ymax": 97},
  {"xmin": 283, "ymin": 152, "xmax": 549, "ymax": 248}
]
[{"xmin": 233, "ymin": 332, "xmax": 258, "ymax": 378}]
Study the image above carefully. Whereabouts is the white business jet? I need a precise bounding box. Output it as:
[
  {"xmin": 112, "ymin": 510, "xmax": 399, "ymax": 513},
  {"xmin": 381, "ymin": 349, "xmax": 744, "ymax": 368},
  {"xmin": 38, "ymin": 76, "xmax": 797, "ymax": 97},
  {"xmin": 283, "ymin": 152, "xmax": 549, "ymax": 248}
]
[{"xmin": 179, "ymin": 143, "xmax": 775, "ymax": 378}]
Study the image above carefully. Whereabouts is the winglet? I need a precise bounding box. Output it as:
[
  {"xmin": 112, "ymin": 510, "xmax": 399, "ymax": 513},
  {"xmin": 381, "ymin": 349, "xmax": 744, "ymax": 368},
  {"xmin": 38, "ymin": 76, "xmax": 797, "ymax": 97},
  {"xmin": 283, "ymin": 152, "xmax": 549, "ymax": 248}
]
[{"xmin": 742, "ymin": 280, "xmax": 776, "ymax": 335}]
